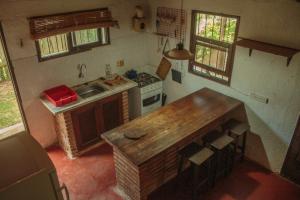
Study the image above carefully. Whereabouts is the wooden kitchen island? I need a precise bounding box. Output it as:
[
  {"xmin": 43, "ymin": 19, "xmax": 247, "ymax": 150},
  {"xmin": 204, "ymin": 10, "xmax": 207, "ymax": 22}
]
[{"xmin": 102, "ymin": 88, "xmax": 248, "ymax": 200}]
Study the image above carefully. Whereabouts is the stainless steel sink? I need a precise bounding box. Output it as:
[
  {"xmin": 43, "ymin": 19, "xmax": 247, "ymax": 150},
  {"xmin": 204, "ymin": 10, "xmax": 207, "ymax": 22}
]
[{"xmin": 75, "ymin": 84, "xmax": 106, "ymax": 99}]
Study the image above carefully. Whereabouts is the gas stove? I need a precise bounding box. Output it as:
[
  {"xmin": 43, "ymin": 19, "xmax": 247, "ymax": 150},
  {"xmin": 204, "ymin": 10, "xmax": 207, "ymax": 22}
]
[
  {"xmin": 131, "ymin": 72, "xmax": 161, "ymax": 88},
  {"xmin": 128, "ymin": 72, "xmax": 163, "ymax": 119}
]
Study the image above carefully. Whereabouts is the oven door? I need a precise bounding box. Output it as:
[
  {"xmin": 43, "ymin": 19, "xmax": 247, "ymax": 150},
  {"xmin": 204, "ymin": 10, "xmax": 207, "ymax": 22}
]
[{"xmin": 141, "ymin": 90, "xmax": 162, "ymax": 115}]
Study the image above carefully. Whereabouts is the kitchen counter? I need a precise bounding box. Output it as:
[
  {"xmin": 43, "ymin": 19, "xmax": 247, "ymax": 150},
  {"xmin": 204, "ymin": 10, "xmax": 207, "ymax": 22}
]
[
  {"xmin": 102, "ymin": 87, "xmax": 244, "ymax": 166},
  {"xmin": 102, "ymin": 88, "xmax": 248, "ymax": 200},
  {"xmin": 41, "ymin": 76, "xmax": 137, "ymax": 115}
]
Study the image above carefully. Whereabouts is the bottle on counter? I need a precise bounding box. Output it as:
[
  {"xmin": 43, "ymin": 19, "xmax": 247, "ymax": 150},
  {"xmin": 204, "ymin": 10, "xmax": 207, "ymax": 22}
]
[{"xmin": 105, "ymin": 64, "xmax": 113, "ymax": 80}]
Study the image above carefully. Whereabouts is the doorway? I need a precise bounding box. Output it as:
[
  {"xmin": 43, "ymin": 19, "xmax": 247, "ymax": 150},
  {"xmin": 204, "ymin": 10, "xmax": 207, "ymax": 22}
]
[
  {"xmin": 281, "ymin": 115, "xmax": 300, "ymax": 185},
  {"xmin": 0, "ymin": 23, "xmax": 27, "ymax": 139}
]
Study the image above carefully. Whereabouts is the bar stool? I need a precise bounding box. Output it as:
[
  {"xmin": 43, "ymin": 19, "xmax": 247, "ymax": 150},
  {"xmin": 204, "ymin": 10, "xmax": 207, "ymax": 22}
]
[
  {"xmin": 189, "ymin": 147, "xmax": 214, "ymax": 200},
  {"xmin": 177, "ymin": 143, "xmax": 201, "ymax": 175},
  {"xmin": 223, "ymin": 119, "xmax": 250, "ymax": 161},
  {"xmin": 202, "ymin": 130, "xmax": 235, "ymax": 186}
]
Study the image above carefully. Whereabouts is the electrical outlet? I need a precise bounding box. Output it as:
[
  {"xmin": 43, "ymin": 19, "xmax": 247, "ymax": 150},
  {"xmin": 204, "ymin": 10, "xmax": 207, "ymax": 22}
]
[
  {"xmin": 250, "ymin": 93, "xmax": 269, "ymax": 104},
  {"xmin": 117, "ymin": 59, "xmax": 125, "ymax": 67}
]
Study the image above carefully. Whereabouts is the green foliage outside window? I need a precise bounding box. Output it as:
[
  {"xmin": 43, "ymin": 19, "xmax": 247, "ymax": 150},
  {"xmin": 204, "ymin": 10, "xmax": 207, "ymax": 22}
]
[{"xmin": 195, "ymin": 13, "xmax": 237, "ymax": 44}]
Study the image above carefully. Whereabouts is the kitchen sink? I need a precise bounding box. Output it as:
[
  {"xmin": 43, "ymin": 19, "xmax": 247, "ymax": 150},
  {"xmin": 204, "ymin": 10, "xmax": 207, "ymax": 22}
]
[{"xmin": 75, "ymin": 84, "xmax": 107, "ymax": 99}]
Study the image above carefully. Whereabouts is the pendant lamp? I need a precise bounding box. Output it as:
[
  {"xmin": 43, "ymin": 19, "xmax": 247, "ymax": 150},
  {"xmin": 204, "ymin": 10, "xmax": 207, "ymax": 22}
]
[{"xmin": 163, "ymin": 0, "xmax": 193, "ymax": 60}]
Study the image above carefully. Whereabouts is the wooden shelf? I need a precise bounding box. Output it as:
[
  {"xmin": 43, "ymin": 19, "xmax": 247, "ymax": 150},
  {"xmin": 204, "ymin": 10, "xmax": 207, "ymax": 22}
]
[{"xmin": 236, "ymin": 38, "xmax": 300, "ymax": 66}]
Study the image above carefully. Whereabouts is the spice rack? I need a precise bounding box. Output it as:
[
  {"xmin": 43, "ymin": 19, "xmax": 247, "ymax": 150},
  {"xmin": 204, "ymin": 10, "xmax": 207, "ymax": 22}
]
[{"xmin": 155, "ymin": 7, "xmax": 187, "ymax": 40}]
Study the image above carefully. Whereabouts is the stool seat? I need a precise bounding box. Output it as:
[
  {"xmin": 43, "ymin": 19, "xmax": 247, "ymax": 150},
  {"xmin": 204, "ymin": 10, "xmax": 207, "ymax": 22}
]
[
  {"xmin": 231, "ymin": 123, "xmax": 250, "ymax": 136},
  {"xmin": 224, "ymin": 119, "xmax": 250, "ymax": 136},
  {"xmin": 189, "ymin": 147, "xmax": 214, "ymax": 166},
  {"xmin": 211, "ymin": 135, "xmax": 234, "ymax": 150},
  {"xmin": 202, "ymin": 130, "xmax": 223, "ymax": 144}
]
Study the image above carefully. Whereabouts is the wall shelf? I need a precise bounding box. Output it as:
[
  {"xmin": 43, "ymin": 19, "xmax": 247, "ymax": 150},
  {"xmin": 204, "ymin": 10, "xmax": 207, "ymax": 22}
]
[{"xmin": 235, "ymin": 38, "xmax": 300, "ymax": 66}]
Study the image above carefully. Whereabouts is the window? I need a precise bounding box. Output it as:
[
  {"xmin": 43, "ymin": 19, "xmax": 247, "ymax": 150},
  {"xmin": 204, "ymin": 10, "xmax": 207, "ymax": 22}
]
[
  {"xmin": 72, "ymin": 29, "xmax": 99, "ymax": 47},
  {"xmin": 36, "ymin": 28, "xmax": 110, "ymax": 61},
  {"xmin": 189, "ymin": 10, "xmax": 240, "ymax": 85},
  {"xmin": 71, "ymin": 28, "xmax": 109, "ymax": 47},
  {"xmin": 29, "ymin": 8, "xmax": 117, "ymax": 61},
  {"xmin": 38, "ymin": 34, "xmax": 69, "ymax": 58}
]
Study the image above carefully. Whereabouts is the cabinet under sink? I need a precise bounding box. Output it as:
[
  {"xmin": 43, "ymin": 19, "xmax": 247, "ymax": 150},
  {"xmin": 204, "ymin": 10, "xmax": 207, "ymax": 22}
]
[{"xmin": 54, "ymin": 91, "xmax": 129, "ymax": 159}]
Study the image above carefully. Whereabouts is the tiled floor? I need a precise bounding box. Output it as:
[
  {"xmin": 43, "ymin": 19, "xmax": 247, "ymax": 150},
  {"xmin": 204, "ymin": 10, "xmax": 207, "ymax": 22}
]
[{"xmin": 47, "ymin": 144, "xmax": 300, "ymax": 200}]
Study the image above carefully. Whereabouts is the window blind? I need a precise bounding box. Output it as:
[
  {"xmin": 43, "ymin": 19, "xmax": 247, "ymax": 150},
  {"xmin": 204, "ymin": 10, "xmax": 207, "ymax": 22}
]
[{"xmin": 29, "ymin": 8, "xmax": 118, "ymax": 40}]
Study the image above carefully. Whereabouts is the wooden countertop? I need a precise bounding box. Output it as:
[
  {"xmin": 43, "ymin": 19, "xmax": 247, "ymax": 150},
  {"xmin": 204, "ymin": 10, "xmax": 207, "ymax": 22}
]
[{"xmin": 102, "ymin": 88, "xmax": 243, "ymax": 166}]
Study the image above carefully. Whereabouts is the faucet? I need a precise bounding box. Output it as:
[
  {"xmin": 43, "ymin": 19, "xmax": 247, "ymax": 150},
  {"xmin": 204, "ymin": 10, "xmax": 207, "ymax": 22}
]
[{"xmin": 77, "ymin": 64, "xmax": 87, "ymax": 79}]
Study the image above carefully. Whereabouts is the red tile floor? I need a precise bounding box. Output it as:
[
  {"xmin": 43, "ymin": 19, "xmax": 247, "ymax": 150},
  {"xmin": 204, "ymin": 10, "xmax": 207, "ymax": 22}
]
[{"xmin": 47, "ymin": 144, "xmax": 300, "ymax": 200}]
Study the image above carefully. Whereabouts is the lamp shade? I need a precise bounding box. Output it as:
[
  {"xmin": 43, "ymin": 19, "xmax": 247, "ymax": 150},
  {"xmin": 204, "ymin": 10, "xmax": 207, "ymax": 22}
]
[{"xmin": 164, "ymin": 43, "xmax": 193, "ymax": 60}]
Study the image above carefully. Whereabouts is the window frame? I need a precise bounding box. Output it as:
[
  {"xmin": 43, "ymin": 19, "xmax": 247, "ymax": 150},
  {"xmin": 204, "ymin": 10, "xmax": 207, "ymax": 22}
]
[
  {"xmin": 35, "ymin": 28, "xmax": 110, "ymax": 62},
  {"xmin": 189, "ymin": 10, "xmax": 240, "ymax": 85}
]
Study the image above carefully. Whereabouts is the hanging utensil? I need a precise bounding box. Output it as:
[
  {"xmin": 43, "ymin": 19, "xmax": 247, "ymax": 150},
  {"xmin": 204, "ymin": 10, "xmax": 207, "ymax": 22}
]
[
  {"xmin": 164, "ymin": 0, "xmax": 194, "ymax": 60},
  {"xmin": 157, "ymin": 36, "xmax": 165, "ymax": 53},
  {"xmin": 156, "ymin": 57, "xmax": 172, "ymax": 80}
]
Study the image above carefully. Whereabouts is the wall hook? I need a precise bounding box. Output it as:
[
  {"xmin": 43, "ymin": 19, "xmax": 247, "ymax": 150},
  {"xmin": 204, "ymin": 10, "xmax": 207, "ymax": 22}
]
[{"xmin": 19, "ymin": 39, "xmax": 23, "ymax": 47}]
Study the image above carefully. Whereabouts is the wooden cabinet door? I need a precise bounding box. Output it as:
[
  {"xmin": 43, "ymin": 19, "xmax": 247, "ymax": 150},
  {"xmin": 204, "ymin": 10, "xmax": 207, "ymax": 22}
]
[
  {"xmin": 71, "ymin": 103, "xmax": 101, "ymax": 150},
  {"xmin": 99, "ymin": 93, "xmax": 123, "ymax": 133}
]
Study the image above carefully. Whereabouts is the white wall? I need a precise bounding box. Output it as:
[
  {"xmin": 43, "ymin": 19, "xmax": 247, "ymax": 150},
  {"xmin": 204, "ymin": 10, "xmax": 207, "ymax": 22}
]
[
  {"xmin": 145, "ymin": 0, "xmax": 300, "ymax": 172},
  {"xmin": 0, "ymin": 0, "xmax": 150, "ymax": 147}
]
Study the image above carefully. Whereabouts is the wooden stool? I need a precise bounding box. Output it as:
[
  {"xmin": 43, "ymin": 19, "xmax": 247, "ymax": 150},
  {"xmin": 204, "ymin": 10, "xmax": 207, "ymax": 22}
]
[
  {"xmin": 203, "ymin": 131, "xmax": 235, "ymax": 186},
  {"xmin": 223, "ymin": 119, "xmax": 250, "ymax": 161},
  {"xmin": 177, "ymin": 142, "xmax": 201, "ymax": 175},
  {"xmin": 189, "ymin": 147, "xmax": 214, "ymax": 200}
]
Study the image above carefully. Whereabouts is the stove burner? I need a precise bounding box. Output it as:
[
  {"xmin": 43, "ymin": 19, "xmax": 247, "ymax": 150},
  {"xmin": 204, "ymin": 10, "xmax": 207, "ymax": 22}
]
[{"xmin": 132, "ymin": 73, "xmax": 160, "ymax": 87}]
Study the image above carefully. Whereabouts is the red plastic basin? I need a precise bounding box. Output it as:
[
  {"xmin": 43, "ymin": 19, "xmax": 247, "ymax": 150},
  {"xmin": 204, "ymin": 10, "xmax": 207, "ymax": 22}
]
[{"xmin": 44, "ymin": 85, "xmax": 77, "ymax": 107}]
